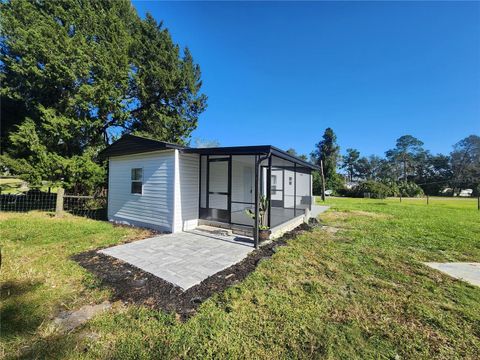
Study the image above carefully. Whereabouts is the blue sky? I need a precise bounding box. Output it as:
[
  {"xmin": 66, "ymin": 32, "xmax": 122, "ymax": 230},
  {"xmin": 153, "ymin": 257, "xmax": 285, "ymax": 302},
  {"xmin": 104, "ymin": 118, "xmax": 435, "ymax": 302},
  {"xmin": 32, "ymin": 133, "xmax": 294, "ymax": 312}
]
[{"xmin": 133, "ymin": 1, "xmax": 480, "ymax": 158}]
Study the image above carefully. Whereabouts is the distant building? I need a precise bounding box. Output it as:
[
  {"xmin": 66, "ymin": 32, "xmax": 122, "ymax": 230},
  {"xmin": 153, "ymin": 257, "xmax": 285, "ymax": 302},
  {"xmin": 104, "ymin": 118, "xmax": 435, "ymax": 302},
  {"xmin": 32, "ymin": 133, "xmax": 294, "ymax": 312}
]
[{"xmin": 459, "ymin": 189, "xmax": 473, "ymax": 197}]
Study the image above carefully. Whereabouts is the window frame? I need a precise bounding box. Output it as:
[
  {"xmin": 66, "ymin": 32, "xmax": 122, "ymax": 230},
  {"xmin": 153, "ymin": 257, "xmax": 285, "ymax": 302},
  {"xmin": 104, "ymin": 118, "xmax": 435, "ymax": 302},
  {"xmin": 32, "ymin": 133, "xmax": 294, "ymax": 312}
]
[{"xmin": 131, "ymin": 167, "xmax": 143, "ymax": 195}]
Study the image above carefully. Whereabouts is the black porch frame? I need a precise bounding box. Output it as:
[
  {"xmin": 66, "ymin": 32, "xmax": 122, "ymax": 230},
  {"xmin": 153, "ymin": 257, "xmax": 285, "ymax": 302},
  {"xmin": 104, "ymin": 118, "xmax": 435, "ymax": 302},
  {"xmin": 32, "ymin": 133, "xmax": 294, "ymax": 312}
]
[{"xmin": 198, "ymin": 150, "xmax": 317, "ymax": 248}]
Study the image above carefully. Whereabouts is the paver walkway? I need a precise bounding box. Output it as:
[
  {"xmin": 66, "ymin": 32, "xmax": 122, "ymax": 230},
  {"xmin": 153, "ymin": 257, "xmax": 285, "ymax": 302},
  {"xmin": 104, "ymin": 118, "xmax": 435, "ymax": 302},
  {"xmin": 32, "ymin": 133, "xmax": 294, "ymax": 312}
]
[
  {"xmin": 311, "ymin": 205, "xmax": 330, "ymax": 218},
  {"xmin": 425, "ymin": 262, "xmax": 480, "ymax": 287},
  {"xmin": 100, "ymin": 230, "xmax": 254, "ymax": 290}
]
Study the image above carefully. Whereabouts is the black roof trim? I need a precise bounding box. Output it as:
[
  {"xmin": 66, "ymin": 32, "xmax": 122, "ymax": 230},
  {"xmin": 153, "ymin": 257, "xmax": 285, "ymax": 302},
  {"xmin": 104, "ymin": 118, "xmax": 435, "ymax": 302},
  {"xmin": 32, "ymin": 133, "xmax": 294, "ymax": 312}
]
[
  {"xmin": 185, "ymin": 145, "xmax": 319, "ymax": 170},
  {"xmin": 98, "ymin": 134, "xmax": 186, "ymax": 158},
  {"xmin": 100, "ymin": 134, "xmax": 319, "ymax": 170}
]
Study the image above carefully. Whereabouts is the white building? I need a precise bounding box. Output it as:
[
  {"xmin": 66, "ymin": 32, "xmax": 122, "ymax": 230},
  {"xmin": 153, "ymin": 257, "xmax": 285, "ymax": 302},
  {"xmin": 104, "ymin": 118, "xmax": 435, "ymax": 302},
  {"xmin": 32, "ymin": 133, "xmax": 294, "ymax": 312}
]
[{"xmin": 100, "ymin": 135, "xmax": 318, "ymax": 247}]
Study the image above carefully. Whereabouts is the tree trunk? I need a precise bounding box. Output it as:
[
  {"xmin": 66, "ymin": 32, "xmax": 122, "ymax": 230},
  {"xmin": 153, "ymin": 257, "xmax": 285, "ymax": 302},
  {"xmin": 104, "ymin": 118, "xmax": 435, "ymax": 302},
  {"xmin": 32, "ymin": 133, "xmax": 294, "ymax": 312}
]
[{"xmin": 320, "ymin": 160, "xmax": 326, "ymax": 202}]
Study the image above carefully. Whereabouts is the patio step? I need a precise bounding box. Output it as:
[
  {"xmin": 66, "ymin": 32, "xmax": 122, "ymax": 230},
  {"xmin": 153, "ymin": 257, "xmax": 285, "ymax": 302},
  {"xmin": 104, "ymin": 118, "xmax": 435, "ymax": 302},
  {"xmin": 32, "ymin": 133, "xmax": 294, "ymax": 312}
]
[
  {"xmin": 195, "ymin": 221, "xmax": 253, "ymax": 238},
  {"xmin": 195, "ymin": 225, "xmax": 233, "ymax": 237},
  {"xmin": 231, "ymin": 225, "xmax": 253, "ymax": 237}
]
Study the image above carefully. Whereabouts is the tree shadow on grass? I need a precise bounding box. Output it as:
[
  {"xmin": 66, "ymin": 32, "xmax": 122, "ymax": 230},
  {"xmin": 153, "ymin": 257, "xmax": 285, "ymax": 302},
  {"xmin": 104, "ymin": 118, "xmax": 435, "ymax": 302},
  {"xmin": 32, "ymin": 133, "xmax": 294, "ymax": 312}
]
[
  {"xmin": 13, "ymin": 333, "xmax": 81, "ymax": 360},
  {"xmin": 3, "ymin": 331, "xmax": 83, "ymax": 360},
  {"xmin": 1, "ymin": 280, "xmax": 45, "ymax": 338}
]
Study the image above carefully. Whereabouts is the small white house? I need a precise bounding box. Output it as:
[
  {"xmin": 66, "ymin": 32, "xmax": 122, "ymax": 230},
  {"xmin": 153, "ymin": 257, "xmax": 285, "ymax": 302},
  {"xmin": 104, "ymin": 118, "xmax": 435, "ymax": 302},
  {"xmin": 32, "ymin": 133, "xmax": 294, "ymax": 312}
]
[{"xmin": 100, "ymin": 135, "xmax": 318, "ymax": 247}]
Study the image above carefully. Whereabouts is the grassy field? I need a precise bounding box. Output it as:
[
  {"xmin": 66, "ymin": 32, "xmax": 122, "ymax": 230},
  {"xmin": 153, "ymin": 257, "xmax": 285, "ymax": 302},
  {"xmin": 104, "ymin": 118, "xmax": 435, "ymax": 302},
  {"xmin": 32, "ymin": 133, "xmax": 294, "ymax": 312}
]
[
  {"xmin": 0, "ymin": 178, "xmax": 60, "ymax": 194},
  {"xmin": 1, "ymin": 198, "xmax": 479, "ymax": 359}
]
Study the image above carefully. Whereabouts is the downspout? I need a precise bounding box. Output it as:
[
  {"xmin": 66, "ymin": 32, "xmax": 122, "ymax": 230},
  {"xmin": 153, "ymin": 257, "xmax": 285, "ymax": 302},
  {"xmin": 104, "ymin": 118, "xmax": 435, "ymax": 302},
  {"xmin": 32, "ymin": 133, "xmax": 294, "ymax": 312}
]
[{"xmin": 254, "ymin": 152, "xmax": 271, "ymax": 249}]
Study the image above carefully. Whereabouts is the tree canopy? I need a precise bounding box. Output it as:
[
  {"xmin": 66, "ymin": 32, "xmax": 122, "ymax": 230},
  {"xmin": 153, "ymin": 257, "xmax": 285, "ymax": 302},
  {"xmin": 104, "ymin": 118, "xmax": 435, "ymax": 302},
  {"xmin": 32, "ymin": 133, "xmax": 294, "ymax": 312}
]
[
  {"xmin": 0, "ymin": 0, "xmax": 207, "ymax": 192},
  {"xmin": 341, "ymin": 148, "xmax": 360, "ymax": 182},
  {"xmin": 338, "ymin": 134, "xmax": 480, "ymax": 196},
  {"xmin": 311, "ymin": 128, "xmax": 342, "ymax": 190},
  {"xmin": 385, "ymin": 135, "xmax": 426, "ymax": 180},
  {"xmin": 450, "ymin": 135, "xmax": 480, "ymax": 194}
]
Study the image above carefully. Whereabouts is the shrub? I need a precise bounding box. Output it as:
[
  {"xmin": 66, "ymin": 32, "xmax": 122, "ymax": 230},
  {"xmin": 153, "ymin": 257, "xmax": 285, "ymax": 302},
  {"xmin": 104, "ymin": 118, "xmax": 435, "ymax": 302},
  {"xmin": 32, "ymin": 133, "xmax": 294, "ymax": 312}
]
[
  {"xmin": 350, "ymin": 180, "xmax": 391, "ymax": 199},
  {"xmin": 397, "ymin": 181, "xmax": 424, "ymax": 197},
  {"xmin": 379, "ymin": 180, "xmax": 400, "ymax": 196},
  {"xmin": 312, "ymin": 171, "xmax": 346, "ymax": 196},
  {"xmin": 473, "ymin": 184, "xmax": 480, "ymax": 197}
]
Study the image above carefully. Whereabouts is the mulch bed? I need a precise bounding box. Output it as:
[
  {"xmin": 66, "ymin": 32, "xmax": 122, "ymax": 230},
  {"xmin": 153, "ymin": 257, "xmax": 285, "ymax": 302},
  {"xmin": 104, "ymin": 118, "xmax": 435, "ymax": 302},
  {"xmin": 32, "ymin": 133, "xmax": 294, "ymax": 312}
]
[{"xmin": 72, "ymin": 220, "xmax": 319, "ymax": 320}]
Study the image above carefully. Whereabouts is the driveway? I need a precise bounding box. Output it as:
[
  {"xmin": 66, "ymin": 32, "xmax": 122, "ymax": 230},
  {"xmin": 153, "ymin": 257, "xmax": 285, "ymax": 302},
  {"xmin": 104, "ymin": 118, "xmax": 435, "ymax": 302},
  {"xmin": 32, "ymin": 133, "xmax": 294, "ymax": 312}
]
[{"xmin": 99, "ymin": 229, "xmax": 254, "ymax": 290}]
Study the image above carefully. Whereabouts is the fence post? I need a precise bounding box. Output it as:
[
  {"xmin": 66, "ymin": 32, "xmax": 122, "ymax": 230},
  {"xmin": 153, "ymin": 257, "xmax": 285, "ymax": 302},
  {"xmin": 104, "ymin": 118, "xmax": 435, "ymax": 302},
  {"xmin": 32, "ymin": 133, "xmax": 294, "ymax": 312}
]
[
  {"xmin": 427, "ymin": 195, "xmax": 429, "ymax": 205},
  {"xmin": 56, "ymin": 188, "xmax": 64, "ymax": 216}
]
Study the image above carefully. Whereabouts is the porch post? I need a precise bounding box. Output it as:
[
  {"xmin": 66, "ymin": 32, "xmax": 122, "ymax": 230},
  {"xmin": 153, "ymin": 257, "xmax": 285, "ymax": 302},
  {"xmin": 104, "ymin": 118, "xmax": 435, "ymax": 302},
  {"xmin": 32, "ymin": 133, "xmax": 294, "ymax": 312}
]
[
  {"xmin": 254, "ymin": 155, "xmax": 259, "ymax": 248},
  {"xmin": 254, "ymin": 153, "xmax": 270, "ymax": 249},
  {"xmin": 267, "ymin": 155, "xmax": 272, "ymax": 228},
  {"xmin": 294, "ymin": 163, "xmax": 297, "ymax": 217},
  {"xmin": 309, "ymin": 169, "xmax": 312, "ymax": 211}
]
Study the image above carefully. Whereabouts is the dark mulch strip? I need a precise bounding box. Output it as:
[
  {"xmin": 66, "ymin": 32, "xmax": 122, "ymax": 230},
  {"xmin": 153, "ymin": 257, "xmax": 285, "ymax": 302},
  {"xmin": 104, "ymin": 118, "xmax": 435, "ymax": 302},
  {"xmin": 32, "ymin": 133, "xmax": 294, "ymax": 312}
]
[{"xmin": 72, "ymin": 220, "xmax": 319, "ymax": 320}]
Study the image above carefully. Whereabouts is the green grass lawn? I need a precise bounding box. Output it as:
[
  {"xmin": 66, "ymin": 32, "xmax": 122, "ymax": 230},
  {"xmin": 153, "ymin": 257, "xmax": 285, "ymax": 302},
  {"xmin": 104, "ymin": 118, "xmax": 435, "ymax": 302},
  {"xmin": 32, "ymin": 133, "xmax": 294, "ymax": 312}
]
[
  {"xmin": 1, "ymin": 199, "xmax": 479, "ymax": 359},
  {"xmin": 0, "ymin": 178, "xmax": 60, "ymax": 194}
]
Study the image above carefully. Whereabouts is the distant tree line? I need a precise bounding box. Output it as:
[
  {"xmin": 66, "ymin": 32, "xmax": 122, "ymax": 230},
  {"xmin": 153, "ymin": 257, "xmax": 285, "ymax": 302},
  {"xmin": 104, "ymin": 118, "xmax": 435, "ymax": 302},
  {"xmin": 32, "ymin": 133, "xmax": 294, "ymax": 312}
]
[{"xmin": 288, "ymin": 129, "xmax": 480, "ymax": 197}]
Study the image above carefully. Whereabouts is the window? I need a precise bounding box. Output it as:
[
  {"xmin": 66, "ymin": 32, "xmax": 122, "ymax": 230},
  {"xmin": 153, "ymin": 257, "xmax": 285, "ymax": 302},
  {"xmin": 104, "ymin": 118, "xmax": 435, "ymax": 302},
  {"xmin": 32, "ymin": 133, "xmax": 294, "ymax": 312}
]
[
  {"xmin": 289, "ymin": 177, "xmax": 293, "ymax": 186},
  {"xmin": 131, "ymin": 168, "xmax": 143, "ymax": 194},
  {"xmin": 271, "ymin": 174, "xmax": 277, "ymax": 185}
]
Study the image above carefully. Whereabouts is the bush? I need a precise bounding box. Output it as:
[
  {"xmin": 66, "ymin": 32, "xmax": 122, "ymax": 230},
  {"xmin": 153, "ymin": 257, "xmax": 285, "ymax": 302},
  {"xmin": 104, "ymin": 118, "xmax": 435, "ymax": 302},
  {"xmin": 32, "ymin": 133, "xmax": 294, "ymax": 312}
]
[
  {"xmin": 397, "ymin": 181, "xmax": 424, "ymax": 197},
  {"xmin": 350, "ymin": 180, "xmax": 391, "ymax": 199},
  {"xmin": 473, "ymin": 184, "xmax": 480, "ymax": 197},
  {"xmin": 312, "ymin": 171, "xmax": 346, "ymax": 196},
  {"xmin": 379, "ymin": 180, "xmax": 400, "ymax": 197}
]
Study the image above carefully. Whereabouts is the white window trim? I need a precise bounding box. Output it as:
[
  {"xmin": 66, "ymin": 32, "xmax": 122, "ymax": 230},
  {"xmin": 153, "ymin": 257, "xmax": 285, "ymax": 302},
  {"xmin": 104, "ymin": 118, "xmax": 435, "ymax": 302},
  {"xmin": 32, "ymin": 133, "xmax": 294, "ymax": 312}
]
[{"xmin": 131, "ymin": 167, "xmax": 143, "ymax": 195}]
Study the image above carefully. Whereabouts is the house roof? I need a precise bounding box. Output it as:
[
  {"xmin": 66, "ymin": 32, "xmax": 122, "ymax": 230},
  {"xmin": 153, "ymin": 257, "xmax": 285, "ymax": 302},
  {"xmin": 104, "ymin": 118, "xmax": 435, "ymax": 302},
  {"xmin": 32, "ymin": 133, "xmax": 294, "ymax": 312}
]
[
  {"xmin": 98, "ymin": 134, "xmax": 186, "ymax": 158},
  {"xmin": 100, "ymin": 134, "xmax": 319, "ymax": 170},
  {"xmin": 185, "ymin": 145, "xmax": 319, "ymax": 170}
]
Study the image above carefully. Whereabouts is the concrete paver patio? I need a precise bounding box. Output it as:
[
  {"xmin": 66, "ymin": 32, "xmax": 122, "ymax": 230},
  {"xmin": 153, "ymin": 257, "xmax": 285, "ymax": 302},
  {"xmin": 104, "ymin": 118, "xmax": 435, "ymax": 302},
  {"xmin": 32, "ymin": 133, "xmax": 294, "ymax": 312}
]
[{"xmin": 99, "ymin": 230, "xmax": 254, "ymax": 290}]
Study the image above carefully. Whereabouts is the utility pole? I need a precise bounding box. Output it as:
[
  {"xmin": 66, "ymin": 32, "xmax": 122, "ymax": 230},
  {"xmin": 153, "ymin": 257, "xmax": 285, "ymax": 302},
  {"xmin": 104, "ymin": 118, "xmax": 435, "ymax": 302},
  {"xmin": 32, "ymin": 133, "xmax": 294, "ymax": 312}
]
[{"xmin": 320, "ymin": 160, "xmax": 326, "ymax": 202}]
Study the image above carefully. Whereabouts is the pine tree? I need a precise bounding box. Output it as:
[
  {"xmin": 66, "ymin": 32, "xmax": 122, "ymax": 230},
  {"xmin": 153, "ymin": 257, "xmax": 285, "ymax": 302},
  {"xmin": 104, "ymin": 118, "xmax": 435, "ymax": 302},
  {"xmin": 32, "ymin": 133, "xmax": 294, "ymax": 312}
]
[{"xmin": 311, "ymin": 128, "xmax": 343, "ymax": 190}]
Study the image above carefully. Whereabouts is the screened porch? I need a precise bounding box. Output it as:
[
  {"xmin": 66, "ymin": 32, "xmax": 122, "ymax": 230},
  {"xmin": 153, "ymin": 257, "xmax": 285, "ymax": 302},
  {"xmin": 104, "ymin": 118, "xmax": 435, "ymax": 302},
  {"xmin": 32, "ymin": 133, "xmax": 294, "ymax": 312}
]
[{"xmin": 193, "ymin": 146, "xmax": 317, "ymax": 246}]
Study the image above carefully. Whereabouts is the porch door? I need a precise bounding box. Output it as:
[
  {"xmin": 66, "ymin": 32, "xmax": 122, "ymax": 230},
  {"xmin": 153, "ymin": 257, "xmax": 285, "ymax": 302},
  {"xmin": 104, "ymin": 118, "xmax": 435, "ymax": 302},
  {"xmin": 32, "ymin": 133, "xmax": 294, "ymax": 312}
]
[{"xmin": 207, "ymin": 157, "xmax": 230, "ymax": 222}]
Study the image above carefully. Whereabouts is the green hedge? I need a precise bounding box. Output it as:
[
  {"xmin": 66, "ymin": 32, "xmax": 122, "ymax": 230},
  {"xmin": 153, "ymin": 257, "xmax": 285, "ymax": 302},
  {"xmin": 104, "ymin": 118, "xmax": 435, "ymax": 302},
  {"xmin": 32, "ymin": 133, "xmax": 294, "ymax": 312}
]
[
  {"xmin": 350, "ymin": 180, "xmax": 424, "ymax": 199},
  {"xmin": 350, "ymin": 181, "xmax": 391, "ymax": 199}
]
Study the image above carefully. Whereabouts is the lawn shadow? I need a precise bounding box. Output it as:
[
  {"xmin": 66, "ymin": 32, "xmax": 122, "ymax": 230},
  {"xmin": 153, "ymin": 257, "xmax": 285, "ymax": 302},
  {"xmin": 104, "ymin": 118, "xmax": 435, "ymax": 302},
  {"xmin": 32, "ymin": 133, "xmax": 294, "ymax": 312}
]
[
  {"xmin": 10, "ymin": 332, "xmax": 81, "ymax": 360},
  {"xmin": 0, "ymin": 280, "xmax": 42, "ymax": 300},
  {"xmin": 1, "ymin": 280, "xmax": 45, "ymax": 337}
]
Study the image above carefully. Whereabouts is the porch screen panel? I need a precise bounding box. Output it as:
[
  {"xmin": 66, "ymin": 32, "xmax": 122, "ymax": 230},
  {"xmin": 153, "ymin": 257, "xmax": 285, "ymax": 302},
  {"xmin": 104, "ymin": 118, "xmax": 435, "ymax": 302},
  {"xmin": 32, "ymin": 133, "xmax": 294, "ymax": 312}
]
[
  {"xmin": 270, "ymin": 156, "xmax": 296, "ymax": 228},
  {"xmin": 209, "ymin": 194, "xmax": 228, "ymax": 210},
  {"xmin": 200, "ymin": 156, "xmax": 207, "ymax": 208},
  {"xmin": 208, "ymin": 160, "xmax": 228, "ymax": 210},
  {"xmin": 295, "ymin": 166, "xmax": 311, "ymax": 217},
  {"xmin": 231, "ymin": 155, "xmax": 255, "ymax": 226}
]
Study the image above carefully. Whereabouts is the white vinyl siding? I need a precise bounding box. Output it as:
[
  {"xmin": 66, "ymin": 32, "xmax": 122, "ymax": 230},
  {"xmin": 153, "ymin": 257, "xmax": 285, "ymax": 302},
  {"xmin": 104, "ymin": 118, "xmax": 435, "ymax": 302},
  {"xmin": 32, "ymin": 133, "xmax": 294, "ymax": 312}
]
[
  {"xmin": 173, "ymin": 152, "xmax": 199, "ymax": 232},
  {"xmin": 108, "ymin": 150, "xmax": 175, "ymax": 232}
]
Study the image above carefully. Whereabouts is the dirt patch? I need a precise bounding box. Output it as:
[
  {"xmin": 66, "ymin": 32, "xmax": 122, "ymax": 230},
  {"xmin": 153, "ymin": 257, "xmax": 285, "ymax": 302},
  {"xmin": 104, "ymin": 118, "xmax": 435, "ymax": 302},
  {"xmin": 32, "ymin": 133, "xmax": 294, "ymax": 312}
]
[
  {"xmin": 322, "ymin": 225, "xmax": 341, "ymax": 234},
  {"xmin": 72, "ymin": 222, "xmax": 317, "ymax": 320},
  {"xmin": 53, "ymin": 301, "xmax": 112, "ymax": 332},
  {"xmin": 352, "ymin": 210, "xmax": 391, "ymax": 218},
  {"xmin": 324, "ymin": 210, "xmax": 391, "ymax": 220}
]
